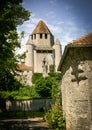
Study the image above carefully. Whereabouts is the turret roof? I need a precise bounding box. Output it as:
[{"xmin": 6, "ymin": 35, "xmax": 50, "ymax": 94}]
[{"xmin": 31, "ymin": 20, "xmax": 52, "ymax": 35}]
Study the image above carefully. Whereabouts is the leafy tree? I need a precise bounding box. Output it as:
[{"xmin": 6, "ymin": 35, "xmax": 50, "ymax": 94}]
[
  {"xmin": 17, "ymin": 52, "xmax": 26, "ymax": 64},
  {"xmin": 0, "ymin": 0, "xmax": 30, "ymax": 91},
  {"xmin": 35, "ymin": 76, "xmax": 59, "ymax": 97}
]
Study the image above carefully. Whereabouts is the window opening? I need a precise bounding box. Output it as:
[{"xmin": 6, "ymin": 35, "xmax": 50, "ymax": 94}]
[
  {"xmin": 40, "ymin": 34, "xmax": 42, "ymax": 39},
  {"xmin": 31, "ymin": 35, "xmax": 33, "ymax": 40},
  {"xmin": 45, "ymin": 34, "xmax": 47, "ymax": 39},
  {"xmin": 34, "ymin": 34, "xmax": 36, "ymax": 39}
]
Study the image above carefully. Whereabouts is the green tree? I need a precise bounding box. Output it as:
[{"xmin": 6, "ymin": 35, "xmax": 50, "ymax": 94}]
[
  {"xmin": 0, "ymin": 0, "xmax": 30, "ymax": 91},
  {"xmin": 35, "ymin": 76, "xmax": 59, "ymax": 97},
  {"xmin": 32, "ymin": 73, "xmax": 43, "ymax": 84}
]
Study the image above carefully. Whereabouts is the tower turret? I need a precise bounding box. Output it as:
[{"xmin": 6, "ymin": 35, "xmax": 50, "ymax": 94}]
[
  {"xmin": 25, "ymin": 37, "xmax": 34, "ymax": 70},
  {"xmin": 53, "ymin": 39, "xmax": 62, "ymax": 71}
]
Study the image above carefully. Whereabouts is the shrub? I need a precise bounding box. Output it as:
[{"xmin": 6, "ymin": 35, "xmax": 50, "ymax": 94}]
[
  {"xmin": 48, "ymin": 72, "xmax": 62, "ymax": 81},
  {"xmin": 0, "ymin": 85, "xmax": 40, "ymax": 100},
  {"xmin": 32, "ymin": 73, "xmax": 42, "ymax": 84},
  {"xmin": 35, "ymin": 76, "xmax": 59, "ymax": 98},
  {"xmin": 45, "ymin": 102, "xmax": 66, "ymax": 130},
  {"xmin": 35, "ymin": 77, "xmax": 52, "ymax": 97},
  {"xmin": 49, "ymin": 64, "xmax": 55, "ymax": 72}
]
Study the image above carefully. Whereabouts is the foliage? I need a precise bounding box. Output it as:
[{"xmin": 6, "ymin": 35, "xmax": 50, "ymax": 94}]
[
  {"xmin": 32, "ymin": 73, "xmax": 43, "ymax": 84},
  {"xmin": 49, "ymin": 64, "xmax": 55, "ymax": 72},
  {"xmin": 0, "ymin": 0, "xmax": 30, "ymax": 91},
  {"xmin": 44, "ymin": 72, "xmax": 65, "ymax": 130},
  {"xmin": 35, "ymin": 76, "xmax": 59, "ymax": 97},
  {"xmin": 0, "ymin": 73, "xmax": 22, "ymax": 91},
  {"xmin": 45, "ymin": 104, "xmax": 65, "ymax": 130},
  {"xmin": 0, "ymin": 85, "xmax": 40, "ymax": 100},
  {"xmin": 16, "ymin": 52, "xmax": 26, "ymax": 64},
  {"xmin": 45, "ymin": 93, "xmax": 65, "ymax": 130},
  {"xmin": 48, "ymin": 72, "xmax": 62, "ymax": 81}
]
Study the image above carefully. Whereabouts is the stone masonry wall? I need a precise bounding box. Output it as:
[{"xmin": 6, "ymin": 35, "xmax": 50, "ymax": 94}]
[{"xmin": 61, "ymin": 47, "xmax": 92, "ymax": 130}]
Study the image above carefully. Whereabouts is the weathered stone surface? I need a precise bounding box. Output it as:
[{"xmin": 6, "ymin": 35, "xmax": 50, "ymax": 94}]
[{"xmin": 59, "ymin": 46, "xmax": 92, "ymax": 130}]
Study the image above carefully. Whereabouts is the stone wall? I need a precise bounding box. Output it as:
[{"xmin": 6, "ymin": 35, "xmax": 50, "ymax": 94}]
[
  {"xmin": 6, "ymin": 98, "xmax": 52, "ymax": 112},
  {"xmin": 34, "ymin": 51, "xmax": 54, "ymax": 73},
  {"xmin": 60, "ymin": 47, "xmax": 92, "ymax": 130},
  {"xmin": 16, "ymin": 70, "xmax": 32, "ymax": 86}
]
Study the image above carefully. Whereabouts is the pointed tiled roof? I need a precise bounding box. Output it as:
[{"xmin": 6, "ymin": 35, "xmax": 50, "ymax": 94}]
[
  {"xmin": 68, "ymin": 32, "xmax": 92, "ymax": 45},
  {"xmin": 31, "ymin": 20, "xmax": 52, "ymax": 35}
]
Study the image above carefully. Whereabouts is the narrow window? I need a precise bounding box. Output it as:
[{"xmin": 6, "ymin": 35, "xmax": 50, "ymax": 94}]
[
  {"xmin": 34, "ymin": 34, "xmax": 36, "ymax": 39},
  {"xmin": 45, "ymin": 34, "xmax": 47, "ymax": 39},
  {"xmin": 31, "ymin": 35, "xmax": 33, "ymax": 40},
  {"xmin": 40, "ymin": 34, "xmax": 42, "ymax": 39}
]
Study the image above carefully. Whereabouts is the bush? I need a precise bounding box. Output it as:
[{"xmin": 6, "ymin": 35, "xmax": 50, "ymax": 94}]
[
  {"xmin": 35, "ymin": 77, "xmax": 52, "ymax": 97},
  {"xmin": 35, "ymin": 76, "xmax": 59, "ymax": 97},
  {"xmin": 0, "ymin": 85, "xmax": 40, "ymax": 100},
  {"xmin": 32, "ymin": 73, "xmax": 42, "ymax": 84},
  {"xmin": 45, "ymin": 75, "xmax": 65, "ymax": 130},
  {"xmin": 45, "ymin": 104, "xmax": 65, "ymax": 130},
  {"xmin": 48, "ymin": 72, "xmax": 62, "ymax": 81}
]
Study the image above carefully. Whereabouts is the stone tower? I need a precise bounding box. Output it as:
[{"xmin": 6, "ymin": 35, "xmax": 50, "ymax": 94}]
[{"xmin": 25, "ymin": 20, "xmax": 62, "ymax": 76}]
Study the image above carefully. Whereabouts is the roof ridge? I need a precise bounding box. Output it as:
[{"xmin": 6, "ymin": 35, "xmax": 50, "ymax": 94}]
[{"xmin": 69, "ymin": 32, "xmax": 92, "ymax": 45}]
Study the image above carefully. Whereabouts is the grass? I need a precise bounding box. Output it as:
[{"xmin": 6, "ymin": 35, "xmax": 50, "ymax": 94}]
[{"xmin": 0, "ymin": 111, "xmax": 45, "ymax": 119}]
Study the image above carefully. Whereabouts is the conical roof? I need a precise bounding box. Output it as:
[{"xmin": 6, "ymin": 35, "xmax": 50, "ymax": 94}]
[{"xmin": 31, "ymin": 20, "xmax": 52, "ymax": 35}]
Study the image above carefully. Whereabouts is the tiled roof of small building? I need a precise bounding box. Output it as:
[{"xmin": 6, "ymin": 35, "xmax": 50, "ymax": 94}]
[
  {"xmin": 18, "ymin": 64, "xmax": 32, "ymax": 71},
  {"xmin": 58, "ymin": 32, "xmax": 92, "ymax": 71},
  {"xmin": 68, "ymin": 32, "xmax": 92, "ymax": 45},
  {"xmin": 31, "ymin": 20, "xmax": 52, "ymax": 35}
]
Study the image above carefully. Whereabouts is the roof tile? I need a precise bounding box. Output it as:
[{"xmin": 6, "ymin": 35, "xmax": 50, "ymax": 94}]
[
  {"xmin": 68, "ymin": 32, "xmax": 92, "ymax": 45},
  {"xmin": 18, "ymin": 64, "xmax": 32, "ymax": 71}
]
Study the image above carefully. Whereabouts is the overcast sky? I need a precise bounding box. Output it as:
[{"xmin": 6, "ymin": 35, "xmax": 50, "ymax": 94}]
[{"xmin": 17, "ymin": 0, "xmax": 92, "ymax": 53}]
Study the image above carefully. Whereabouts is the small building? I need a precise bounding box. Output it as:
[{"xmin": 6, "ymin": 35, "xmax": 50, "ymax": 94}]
[{"xmin": 58, "ymin": 32, "xmax": 92, "ymax": 130}]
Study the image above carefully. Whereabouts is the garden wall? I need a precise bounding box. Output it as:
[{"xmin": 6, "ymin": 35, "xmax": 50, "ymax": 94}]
[{"xmin": 6, "ymin": 98, "xmax": 52, "ymax": 112}]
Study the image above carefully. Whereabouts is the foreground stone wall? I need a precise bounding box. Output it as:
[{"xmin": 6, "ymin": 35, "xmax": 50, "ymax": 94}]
[
  {"xmin": 6, "ymin": 98, "xmax": 52, "ymax": 112},
  {"xmin": 60, "ymin": 47, "xmax": 92, "ymax": 130}
]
